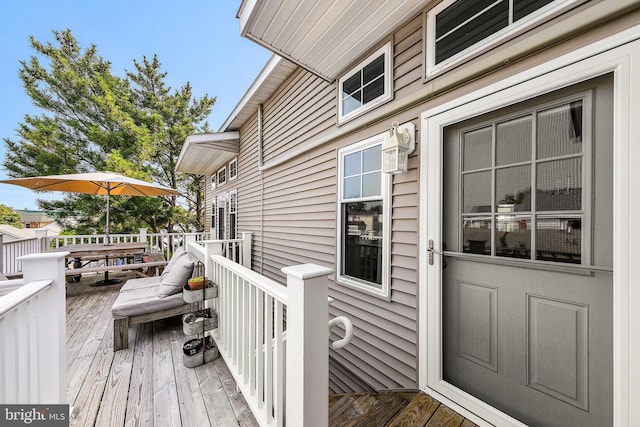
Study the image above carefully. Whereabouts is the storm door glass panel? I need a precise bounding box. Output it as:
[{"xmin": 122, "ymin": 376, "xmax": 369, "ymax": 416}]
[
  {"xmin": 455, "ymin": 96, "xmax": 588, "ymax": 264},
  {"xmin": 537, "ymin": 101, "xmax": 583, "ymax": 159},
  {"xmin": 536, "ymin": 216, "xmax": 582, "ymax": 263},
  {"xmin": 343, "ymin": 201, "xmax": 383, "ymax": 285},
  {"xmin": 463, "ymin": 171, "xmax": 491, "ymax": 213},
  {"xmin": 496, "ymin": 115, "xmax": 532, "ymax": 166},
  {"xmin": 536, "ymin": 158, "xmax": 582, "ymax": 211},
  {"xmin": 495, "ymin": 215, "xmax": 531, "ymax": 258},
  {"xmin": 463, "ymin": 126, "xmax": 492, "ymax": 171},
  {"xmin": 496, "ymin": 165, "xmax": 531, "ymax": 211},
  {"xmin": 463, "ymin": 216, "xmax": 492, "ymax": 255}
]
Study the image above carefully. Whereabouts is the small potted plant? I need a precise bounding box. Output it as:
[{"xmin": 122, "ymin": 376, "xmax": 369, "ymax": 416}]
[{"xmin": 187, "ymin": 276, "xmax": 206, "ymax": 290}]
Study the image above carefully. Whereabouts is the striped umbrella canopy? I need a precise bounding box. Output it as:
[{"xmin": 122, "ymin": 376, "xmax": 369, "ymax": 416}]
[{"xmin": 0, "ymin": 172, "xmax": 177, "ymax": 240}]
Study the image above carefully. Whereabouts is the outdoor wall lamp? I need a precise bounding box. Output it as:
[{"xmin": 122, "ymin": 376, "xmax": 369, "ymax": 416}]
[{"xmin": 381, "ymin": 121, "xmax": 416, "ymax": 174}]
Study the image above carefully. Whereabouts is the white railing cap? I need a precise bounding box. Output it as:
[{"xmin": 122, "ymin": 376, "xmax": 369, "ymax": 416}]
[
  {"xmin": 281, "ymin": 264, "xmax": 334, "ymax": 280},
  {"xmin": 18, "ymin": 252, "xmax": 69, "ymax": 261}
]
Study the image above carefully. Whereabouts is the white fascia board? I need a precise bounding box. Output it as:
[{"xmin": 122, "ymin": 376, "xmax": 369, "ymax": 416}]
[{"xmin": 219, "ymin": 54, "xmax": 285, "ymax": 132}]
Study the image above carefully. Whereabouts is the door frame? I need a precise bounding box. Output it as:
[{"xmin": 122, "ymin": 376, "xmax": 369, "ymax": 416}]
[{"xmin": 419, "ymin": 26, "xmax": 640, "ymax": 426}]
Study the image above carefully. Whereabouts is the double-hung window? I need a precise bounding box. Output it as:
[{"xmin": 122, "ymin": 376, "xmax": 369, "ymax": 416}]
[
  {"xmin": 337, "ymin": 133, "xmax": 391, "ymax": 298},
  {"xmin": 426, "ymin": 0, "xmax": 581, "ymax": 77},
  {"xmin": 229, "ymin": 190, "xmax": 238, "ymax": 239},
  {"xmin": 217, "ymin": 166, "xmax": 227, "ymax": 187},
  {"xmin": 229, "ymin": 158, "xmax": 238, "ymax": 181},
  {"xmin": 338, "ymin": 43, "xmax": 392, "ymax": 123}
]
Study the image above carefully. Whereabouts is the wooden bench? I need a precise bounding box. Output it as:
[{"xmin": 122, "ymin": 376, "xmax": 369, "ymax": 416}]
[
  {"xmin": 113, "ymin": 303, "xmax": 195, "ymax": 351},
  {"xmin": 111, "ymin": 251, "xmax": 197, "ymax": 351}
]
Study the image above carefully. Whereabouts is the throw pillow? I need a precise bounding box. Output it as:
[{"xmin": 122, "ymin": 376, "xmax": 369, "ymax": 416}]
[{"xmin": 158, "ymin": 254, "xmax": 194, "ymax": 297}]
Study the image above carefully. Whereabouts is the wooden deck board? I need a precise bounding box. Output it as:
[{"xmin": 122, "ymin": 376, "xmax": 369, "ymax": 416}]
[
  {"xmin": 168, "ymin": 327, "xmax": 213, "ymax": 427},
  {"xmin": 124, "ymin": 322, "xmax": 154, "ymax": 427},
  {"xmin": 65, "ymin": 272, "xmax": 257, "ymax": 427}
]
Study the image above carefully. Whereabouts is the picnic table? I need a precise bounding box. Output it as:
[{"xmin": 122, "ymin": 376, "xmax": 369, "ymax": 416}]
[{"xmin": 53, "ymin": 242, "xmax": 148, "ymax": 286}]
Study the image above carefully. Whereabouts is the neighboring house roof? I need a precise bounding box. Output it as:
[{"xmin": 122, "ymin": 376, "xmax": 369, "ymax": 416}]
[
  {"xmin": 176, "ymin": 55, "xmax": 297, "ymax": 175},
  {"xmin": 0, "ymin": 224, "xmax": 34, "ymax": 240},
  {"xmin": 15, "ymin": 209, "xmax": 55, "ymax": 224},
  {"xmin": 0, "ymin": 223, "xmax": 61, "ymax": 241},
  {"xmin": 238, "ymin": 0, "xmax": 427, "ymax": 81}
]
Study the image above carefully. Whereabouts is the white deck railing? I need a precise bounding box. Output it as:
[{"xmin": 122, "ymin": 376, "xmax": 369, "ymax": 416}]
[
  {"xmin": 0, "ymin": 252, "xmax": 67, "ymax": 404},
  {"xmin": 1, "ymin": 229, "xmax": 210, "ymax": 276},
  {"xmin": 191, "ymin": 238, "xmax": 350, "ymax": 427},
  {"xmin": 0, "ymin": 234, "xmax": 47, "ymax": 276}
]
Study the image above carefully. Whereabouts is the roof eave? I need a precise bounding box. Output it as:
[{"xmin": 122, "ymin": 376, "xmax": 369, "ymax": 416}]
[{"xmin": 175, "ymin": 132, "xmax": 240, "ymax": 175}]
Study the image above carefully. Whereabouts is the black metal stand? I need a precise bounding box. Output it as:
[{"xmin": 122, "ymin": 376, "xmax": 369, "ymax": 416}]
[{"xmin": 90, "ymin": 254, "xmax": 122, "ymax": 286}]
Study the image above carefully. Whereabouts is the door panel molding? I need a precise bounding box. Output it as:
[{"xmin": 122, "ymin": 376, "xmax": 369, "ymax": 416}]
[
  {"xmin": 458, "ymin": 281, "xmax": 498, "ymax": 371},
  {"xmin": 419, "ymin": 26, "xmax": 640, "ymax": 426},
  {"xmin": 527, "ymin": 295, "xmax": 589, "ymax": 410}
]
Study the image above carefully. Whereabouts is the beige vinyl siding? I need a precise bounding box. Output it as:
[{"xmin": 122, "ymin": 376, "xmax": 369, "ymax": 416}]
[
  {"xmin": 394, "ymin": 14, "xmax": 423, "ymax": 98},
  {"xmin": 262, "ymin": 68, "xmax": 336, "ymax": 164},
  {"xmin": 236, "ymin": 115, "xmax": 263, "ymax": 269},
  {"xmin": 222, "ymin": 17, "xmax": 425, "ymax": 392}
]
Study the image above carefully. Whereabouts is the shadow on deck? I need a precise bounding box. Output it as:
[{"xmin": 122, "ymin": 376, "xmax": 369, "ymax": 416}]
[{"xmin": 65, "ymin": 272, "xmax": 258, "ymax": 427}]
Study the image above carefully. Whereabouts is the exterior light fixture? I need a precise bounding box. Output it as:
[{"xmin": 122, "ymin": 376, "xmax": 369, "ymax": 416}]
[{"xmin": 382, "ymin": 122, "xmax": 416, "ymax": 174}]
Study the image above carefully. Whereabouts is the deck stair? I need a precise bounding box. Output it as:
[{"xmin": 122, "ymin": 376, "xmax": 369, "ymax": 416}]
[{"xmin": 329, "ymin": 391, "xmax": 479, "ymax": 427}]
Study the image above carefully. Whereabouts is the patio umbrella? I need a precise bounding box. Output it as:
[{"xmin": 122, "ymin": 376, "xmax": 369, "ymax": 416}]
[{"xmin": 0, "ymin": 171, "xmax": 177, "ymax": 242}]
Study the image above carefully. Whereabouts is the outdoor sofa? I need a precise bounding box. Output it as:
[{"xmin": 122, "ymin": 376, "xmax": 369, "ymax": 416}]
[{"xmin": 111, "ymin": 248, "xmax": 196, "ymax": 351}]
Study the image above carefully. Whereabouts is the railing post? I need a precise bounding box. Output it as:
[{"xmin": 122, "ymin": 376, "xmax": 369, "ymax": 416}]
[
  {"xmin": 184, "ymin": 233, "xmax": 197, "ymax": 249},
  {"xmin": 0, "ymin": 234, "xmax": 4, "ymax": 274},
  {"xmin": 282, "ymin": 264, "xmax": 333, "ymax": 427},
  {"xmin": 19, "ymin": 251, "xmax": 68, "ymax": 404},
  {"xmin": 202, "ymin": 241, "xmax": 223, "ymax": 279},
  {"xmin": 35, "ymin": 229, "xmax": 47, "ymax": 253},
  {"xmin": 139, "ymin": 228, "xmax": 147, "ymax": 246},
  {"xmin": 241, "ymin": 232, "xmax": 252, "ymax": 268}
]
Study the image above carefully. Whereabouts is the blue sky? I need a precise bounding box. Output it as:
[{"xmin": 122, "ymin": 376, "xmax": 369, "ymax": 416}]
[{"xmin": 0, "ymin": 0, "xmax": 272, "ymax": 210}]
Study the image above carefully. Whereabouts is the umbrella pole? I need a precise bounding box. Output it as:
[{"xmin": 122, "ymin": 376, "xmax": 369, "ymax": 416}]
[{"xmin": 105, "ymin": 188, "xmax": 111, "ymax": 245}]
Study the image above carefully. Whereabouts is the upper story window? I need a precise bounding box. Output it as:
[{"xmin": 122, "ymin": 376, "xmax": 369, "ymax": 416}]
[
  {"xmin": 426, "ymin": 0, "xmax": 581, "ymax": 77},
  {"xmin": 337, "ymin": 133, "xmax": 391, "ymax": 298},
  {"xmin": 338, "ymin": 43, "xmax": 393, "ymax": 123},
  {"xmin": 217, "ymin": 166, "xmax": 227, "ymax": 186},
  {"xmin": 229, "ymin": 158, "xmax": 238, "ymax": 181}
]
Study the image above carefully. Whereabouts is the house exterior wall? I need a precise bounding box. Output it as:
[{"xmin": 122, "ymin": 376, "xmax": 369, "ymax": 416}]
[{"xmin": 205, "ymin": 2, "xmax": 640, "ymax": 393}]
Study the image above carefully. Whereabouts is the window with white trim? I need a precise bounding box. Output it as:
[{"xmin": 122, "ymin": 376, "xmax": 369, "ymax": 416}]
[
  {"xmin": 217, "ymin": 166, "xmax": 226, "ymax": 186},
  {"xmin": 337, "ymin": 133, "xmax": 391, "ymax": 298},
  {"xmin": 211, "ymin": 199, "xmax": 217, "ymax": 239},
  {"xmin": 229, "ymin": 158, "xmax": 238, "ymax": 181},
  {"xmin": 229, "ymin": 190, "xmax": 238, "ymax": 239},
  {"xmin": 426, "ymin": 0, "xmax": 581, "ymax": 77},
  {"xmin": 338, "ymin": 43, "xmax": 393, "ymax": 123}
]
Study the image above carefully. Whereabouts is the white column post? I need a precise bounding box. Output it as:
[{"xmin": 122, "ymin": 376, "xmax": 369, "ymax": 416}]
[
  {"xmin": 0, "ymin": 234, "xmax": 4, "ymax": 273},
  {"xmin": 138, "ymin": 228, "xmax": 148, "ymax": 245},
  {"xmin": 184, "ymin": 233, "xmax": 197, "ymax": 249},
  {"xmin": 34, "ymin": 229, "xmax": 47, "ymax": 253},
  {"xmin": 282, "ymin": 264, "xmax": 333, "ymax": 427},
  {"xmin": 19, "ymin": 251, "xmax": 68, "ymax": 404},
  {"xmin": 203, "ymin": 240, "xmax": 224, "ymax": 279},
  {"xmin": 241, "ymin": 232, "xmax": 252, "ymax": 268}
]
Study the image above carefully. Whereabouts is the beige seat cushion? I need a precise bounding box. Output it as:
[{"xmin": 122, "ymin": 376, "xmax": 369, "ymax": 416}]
[
  {"xmin": 119, "ymin": 276, "xmax": 161, "ymax": 292},
  {"xmin": 111, "ymin": 285, "xmax": 185, "ymax": 317}
]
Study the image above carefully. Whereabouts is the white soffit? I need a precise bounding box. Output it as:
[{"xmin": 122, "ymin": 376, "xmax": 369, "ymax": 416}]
[
  {"xmin": 175, "ymin": 132, "xmax": 240, "ymax": 175},
  {"xmin": 238, "ymin": 0, "xmax": 428, "ymax": 81},
  {"xmin": 220, "ymin": 55, "xmax": 297, "ymax": 131}
]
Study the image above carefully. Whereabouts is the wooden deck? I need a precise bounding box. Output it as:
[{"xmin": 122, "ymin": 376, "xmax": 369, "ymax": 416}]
[{"xmin": 65, "ymin": 272, "xmax": 258, "ymax": 427}]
